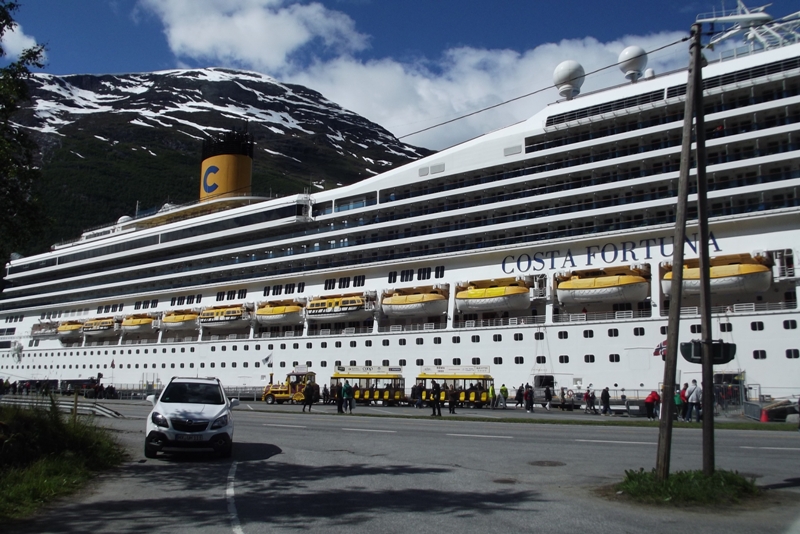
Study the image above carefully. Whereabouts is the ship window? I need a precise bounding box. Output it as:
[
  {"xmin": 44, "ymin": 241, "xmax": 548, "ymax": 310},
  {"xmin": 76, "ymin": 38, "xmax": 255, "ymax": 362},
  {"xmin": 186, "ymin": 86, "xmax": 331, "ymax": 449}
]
[
  {"xmin": 434, "ymin": 358, "xmax": 442, "ymax": 365},
  {"xmin": 783, "ymin": 320, "xmax": 797, "ymax": 329},
  {"xmin": 435, "ymin": 266, "xmax": 445, "ymax": 278},
  {"xmin": 633, "ymin": 327, "xmax": 645, "ymax": 336},
  {"xmin": 190, "ymin": 347, "xmax": 195, "ymax": 352},
  {"xmin": 416, "ymin": 338, "xmax": 423, "ymax": 345},
  {"xmin": 535, "ymin": 332, "xmax": 544, "ymax": 340},
  {"xmin": 96, "ymin": 306, "xmax": 103, "ymax": 314},
  {"xmin": 608, "ymin": 329, "xmax": 619, "ymax": 337},
  {"xmin": 514, "ymin": 356, "xmax": 524, "ymax": 364},
  {"xmin": 111, "ymin": 304, "xmax": 118, "ymax": 312},
  {"xmin": 211, "ymin": 346, "xmax": 216, "ymax": 352},
  {"xmin": 493, "ymin": 334, "xmax": 502, "ymax": 342},
  {"xmin": 306, "ymin": 343, "xmax": 312, "ymax": 349},
  {"xmin": 786, "ymin": 349, "xmax": 799, "ymax": 359},
  {"xmin": 349, "ymin": 360, "xmax": 357, "ymax": 366},
  {"xmin": 335, "ymin": 341, "xmax": 342, "ymax": 348},
  {"xmin": 609, "ymin": 354, "xmax": 620, "ymax": 362},
  {"xmin": 186, "ymin": 295, "xmax": 195, "ymax": 304},
  {"xmin": 493, "ymin": 357, "xmax": 503, "ymax": 364},
  {"xmin": 417, "ymin": 267, "xmax": 431, "ymax": 280},
  {"xmin": 285, "ymin": 283, "xmax": 295, "ymax": 294},
  {"xmin": 584, "ymin": 354, "xmax": 595, "ymax": 363},
  {"xmin": 387, "ymin": 271, "xmax": 397, "ymax": 283},
  {"xmin": 558, "ymin": 331, "xmax": 568, "ymax": 339},
  {"xmin": 189, "ymin": 363, "xmax": 194, "ymax": 368},
  {"xmin": 104, "ymin": 305, "xmax": 111, "ymax": 313},
  {"xmin": 134, "ymin": 301, "xmax": 142, "ymax": 310},
  {"xmin": 298, "ymin": 282, "xmax": 305, "ymax": 293},
  {"xmin": 660, "ymin": 326, "xmax": 668, "ymax": 335},
  {"xmin": 273, "ymin": 285, "xmax": 282, "ymax": 296},
  {"xmin": 720, "ymin": 323, "xmax": 732, "ymax": 332},
  {"xmin": 452, "ymin": 358, "xmax": 461, "ymax": 365},
  {"xmin": 434, "ymin": 337, "xmax": 442, "ymax": 344},
  {"xmin": 399, "ymin": 339, "xmax": 407, "ymax": 346},
  {"xmin": 320, "ymin": 361, "xmax": 326, "ymax": 367},
  {"xmin": 335, "ymin": 360, "xmax": 341, "ymax": 366},
  {"xmin": 221, "ymin": 346, "xmax": 227, "ymax": 352},
  {"xmin": 170, "ymin": 297, "xmax": 176, "ymax": 306},
  {"xmin": 227, "ymin": 290, "xmax": 236, "ymax": 300},
  {"xmin": 220, "ymin": 362, "xmax": 226, "ymax": 368},
  {"xmin": 338, "ymin": 277, "xmax": 351, "ymax": 289},
  {"xmin": 399, "ymin": 359, "xmax": 406, "ymax": 366},
  {"xmin": 177, "ymin": 296, "xmax": 185, "ymax": 305},
  {"xmin": 400, "ymin": 269, "xmax": 414, "ymax": 282},
  {"xmin": 279, "ymin": 362, "xmax": 286, "ymax": 367},
  {"xmin": 216, "ymin": 292, "xmax": 225, "ymax": 302},
  {"xmin": 170, "ymin": 348, "xmax": 175, "ymax": 353},
  {"xmin": 583, "ymin": 330, "xmax": 593, "ymax": 338},
  {"xmin": 354, "ymin": 275, "xmax": 365, "ymax": 287},
  {"xmin": 452, "ymin": 336, "xmax": 461, "ymax": 344},
  {"xmin": 237, "ymin": 289, "xmax": 247, "ymax": 299},
  {"xmin": 471, "ymin": 335, "xmax": 480, "ymax": 343},
  {"xmin": 305, "ymin": 361, "xmax": 312, "ymax": 367},
  {"xmin": 324, "ymin": 279, "xmax": 336, "ymax": 290},
  {"xmin": 471, "ymin": 358, "xmax": 480, "ymax": 365},
  {"xmin": 210, "ymin": 363, "xmax": 215, "ymax": 368},
  {"xmin": 196, "ymin": 294, "xmax": 202, "ymax": 303},
  {"xmin": 293, "ymin": 343, "xmax": 299, "ymax": 350},
  {"xmin": 243, "ymin": 362, "xmax": 248, "ymax": 368},
  {"xmin": 753, "ymin": 350, "xmax": 766, "ymax": 360},
  {"xmin": 416, "ymin": 359, "xmax": 424, "ymax": 366},
  {"xmin": 751, "ymin": 321, "xmax": 764, "ymax": 331},
  {"xmin": 558, "ymin": 355, "xmax": 569, "ymax": 364},
  {"xmin": 382, "ymin": 339, "xmax": 389, "ymax": 346},
  {"xmin": 690, "ymin": 324, "xmax": 702, "ymax": 334},
  {"xmin": 350, "ymin": 341, "xmax": 356, "ymax": 348}
]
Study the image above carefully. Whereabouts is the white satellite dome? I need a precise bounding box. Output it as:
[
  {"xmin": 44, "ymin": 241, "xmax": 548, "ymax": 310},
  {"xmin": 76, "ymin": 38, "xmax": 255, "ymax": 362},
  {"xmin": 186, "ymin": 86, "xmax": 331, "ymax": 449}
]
[
  {"xmin": 618, "ymin": 46, "xmax": 648, "ymax": 82},
  {"xmin": 553, "ymin": 60, "xmax": 585, "ymax": 100},
  {"xmin": 117, "ymin": 215, "xmax": 133, "ymax": 224}
]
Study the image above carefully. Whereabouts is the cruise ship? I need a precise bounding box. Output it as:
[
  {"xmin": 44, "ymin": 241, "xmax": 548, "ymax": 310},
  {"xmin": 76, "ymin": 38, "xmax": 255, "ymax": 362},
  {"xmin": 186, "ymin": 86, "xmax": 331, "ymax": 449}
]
[{"xmin": 2, "ymin": 3, "xmax": 799, "ymax": 401}]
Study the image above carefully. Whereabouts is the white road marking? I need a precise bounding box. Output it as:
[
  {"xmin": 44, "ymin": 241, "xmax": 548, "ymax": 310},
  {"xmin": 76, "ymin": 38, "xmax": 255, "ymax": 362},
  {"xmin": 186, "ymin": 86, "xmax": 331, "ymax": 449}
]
[
  {"xmin": 740, "ymin": 446, "xmax": 800, "ymax": 451},
  {"xmin": 448, "ymin": 434, "xmax": 513, "ymax": 439},
  {"xmin": 575, "ymin": 439, "xmax": 655, "ymax": 445},
  {"xmin": 226, "ymin": 462, "xmax": 243, "ymax": 534},
  {"xmin": 263, "ymin": 423, "xmax": 307, "ymax": 429},
  {"xmin": 342, "ymin": 428, "xmax": 396, "ymax": 433},
  {"xmin": 246, "ymin": 404, "xmax": 254, "ymax": 411},
  {"xmin": 366, "ymin": 407, "xmax": 395, "ymax": 415}
]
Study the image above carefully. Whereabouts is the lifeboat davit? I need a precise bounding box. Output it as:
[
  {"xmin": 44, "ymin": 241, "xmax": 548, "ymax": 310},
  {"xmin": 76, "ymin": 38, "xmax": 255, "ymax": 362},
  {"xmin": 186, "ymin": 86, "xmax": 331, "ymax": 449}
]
[
  {"xmin": 81, "ymin": 317, "xmax": 118, "ymax": 337},
  {"xmin": 557, "ymin": 275, "xmax": 649, "ymax": 304},
  {"xmin": 256, "ymin": 302, "xmax": 305, "ymax": 325},
  {"xmin": 57, "ymin": 321, "xmax": 83, "ymax": 339},
  {"xmin": 199, "ymin": 307, "xmax": 251, "ymax": 329},
  {"xmin": 306, "ymin": 296, "xmax": 375, "ymax": 321},
  {"xmin": 455, "ymin": 284, "xmax": 529, "ymax": 313},
  {"xmin": 160, "ymin": 310, "xmax": 199, "ymax": 331},
  {"xmin": 661, "ymin": 263, "xmax": 772, "ymax": 296},
  {"xmin": 121, "ymin": 314, "xmax": 155, "ymax": 333},
  {"xmin": 382, "ymin": 292, "xmax": 448, "ymax": 318}
]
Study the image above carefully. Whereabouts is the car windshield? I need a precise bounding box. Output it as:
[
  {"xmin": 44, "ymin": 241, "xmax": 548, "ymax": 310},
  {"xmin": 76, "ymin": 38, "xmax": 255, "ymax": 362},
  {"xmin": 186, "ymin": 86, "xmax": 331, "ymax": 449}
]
[{"xmin": 161, "ymin": 382, "xmax": 224, "ymax": 404}]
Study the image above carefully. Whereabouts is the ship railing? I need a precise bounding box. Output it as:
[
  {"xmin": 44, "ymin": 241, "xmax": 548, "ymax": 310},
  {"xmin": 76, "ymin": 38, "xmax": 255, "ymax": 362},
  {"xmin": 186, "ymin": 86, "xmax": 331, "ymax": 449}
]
[
  {"xmin": 161, "ymin": 336, "xmax": 197, "ymax": 343},
  {"xmin": 307, "ymin": 326, "xmax": 373, "ymax": 336},
  {"xmin": 659, "ymin": 300, "xmax": 797, "ymax": 317},
  {"xmin": 553, "ymin": 310, "xmax": 650, "ymax": 323},
  {"xmin": 121, "ymin": 338, "xmax": 158, "ymax": 345},
  {"xmin": 453, "ymin": 316, "xmax": 545, "ymax": 329},
  {"xmin": 203, "ymin": 333, "xmax": 250, "ymax": 341}
]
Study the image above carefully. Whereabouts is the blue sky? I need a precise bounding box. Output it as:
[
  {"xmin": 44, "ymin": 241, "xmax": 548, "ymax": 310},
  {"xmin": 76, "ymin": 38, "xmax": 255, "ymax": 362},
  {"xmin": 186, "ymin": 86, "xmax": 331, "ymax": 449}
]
[{"xmin": 6, "ymin": 0, "xmax": 799, "ymax": 148}]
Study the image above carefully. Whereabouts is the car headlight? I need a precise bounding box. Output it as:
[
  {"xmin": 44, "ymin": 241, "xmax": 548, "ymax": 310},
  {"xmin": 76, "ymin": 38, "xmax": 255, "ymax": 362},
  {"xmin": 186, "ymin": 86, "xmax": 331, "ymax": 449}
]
[
  {"xmin": 151, "ymin": 412, "xmax": 169, "ymax": 428},
  {"xmin": 211, "ymin": 414, "xmax": 229, "ymax": 429}
]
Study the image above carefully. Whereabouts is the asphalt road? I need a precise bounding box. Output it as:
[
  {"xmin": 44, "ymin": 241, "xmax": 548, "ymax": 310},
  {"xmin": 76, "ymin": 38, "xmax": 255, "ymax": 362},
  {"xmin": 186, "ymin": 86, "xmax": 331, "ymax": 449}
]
[{"xmin": 9, "ymin": 401, "xmax": 800, "ymax": 534}]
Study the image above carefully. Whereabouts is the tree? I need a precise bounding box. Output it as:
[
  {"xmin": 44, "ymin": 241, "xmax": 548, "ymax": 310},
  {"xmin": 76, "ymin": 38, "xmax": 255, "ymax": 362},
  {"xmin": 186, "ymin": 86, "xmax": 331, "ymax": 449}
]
[{"xmin": 0, "ymin": 1, "xmax": 45, "ymax": 266}]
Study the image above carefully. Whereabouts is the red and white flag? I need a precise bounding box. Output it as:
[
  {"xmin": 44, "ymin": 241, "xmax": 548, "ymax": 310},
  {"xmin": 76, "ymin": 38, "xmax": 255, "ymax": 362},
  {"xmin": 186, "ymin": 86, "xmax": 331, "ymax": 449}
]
[{"xmin": 653, "ymin": 340, "xmax": 668, "ymax": 358}]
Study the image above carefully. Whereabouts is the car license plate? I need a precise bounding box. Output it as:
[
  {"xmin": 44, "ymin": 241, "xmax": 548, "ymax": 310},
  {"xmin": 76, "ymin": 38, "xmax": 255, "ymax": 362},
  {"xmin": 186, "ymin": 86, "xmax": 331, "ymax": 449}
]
[{"xmin": 176, "ymin": 434, "xmax": 203, "ymax": 442}]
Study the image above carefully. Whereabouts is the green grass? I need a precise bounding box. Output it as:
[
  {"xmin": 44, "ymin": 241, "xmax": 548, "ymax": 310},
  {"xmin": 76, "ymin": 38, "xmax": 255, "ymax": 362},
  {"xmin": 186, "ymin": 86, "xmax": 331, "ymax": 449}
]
[
  {"xmin": 615, "ymin": 468, "xmax": 759, "ymax": 505},
  {"xmin": 0, "ymin": 398, "xmax": 126, "ymax": 521}
]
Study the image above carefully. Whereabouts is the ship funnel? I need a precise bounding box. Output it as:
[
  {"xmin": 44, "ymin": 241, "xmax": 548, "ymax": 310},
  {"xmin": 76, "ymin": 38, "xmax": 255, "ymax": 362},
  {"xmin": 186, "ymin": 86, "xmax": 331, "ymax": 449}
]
[
  {"xmin": 618, "ymin": 46, "xmax": 648, "ymax": 83},
  {"xmin": 200, "ymin": 130, "xmax": 254, "ymax": 202},
  {"xmin": 553, "ymin": 60, "xmax": 585, "ymax": 100}
]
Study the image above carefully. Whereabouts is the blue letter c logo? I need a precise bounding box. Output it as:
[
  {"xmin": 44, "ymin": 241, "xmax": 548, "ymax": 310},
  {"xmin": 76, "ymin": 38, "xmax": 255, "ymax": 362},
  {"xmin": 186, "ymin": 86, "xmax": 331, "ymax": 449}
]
[{"xmin": 203, "ymin": 165, "xmax": 219, "ymax": 193}]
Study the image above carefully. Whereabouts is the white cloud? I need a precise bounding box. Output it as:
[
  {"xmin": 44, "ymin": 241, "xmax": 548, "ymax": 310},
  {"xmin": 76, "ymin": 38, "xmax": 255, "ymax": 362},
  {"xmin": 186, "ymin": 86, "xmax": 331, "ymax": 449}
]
[
  {"xmin": 1, "ymin": 22, "xmax": 42, "ymax": 60},
  {"xmin": 138, "ymin": 0, "xmax": 689, "ymax": 150}
]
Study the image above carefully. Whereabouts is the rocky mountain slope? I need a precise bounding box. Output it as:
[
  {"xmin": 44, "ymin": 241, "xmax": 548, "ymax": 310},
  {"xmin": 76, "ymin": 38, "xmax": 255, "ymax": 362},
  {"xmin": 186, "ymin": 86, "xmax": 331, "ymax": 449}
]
[{"xmin": 15, "ymin": 68, "xmax": 433, "ymax": 255}]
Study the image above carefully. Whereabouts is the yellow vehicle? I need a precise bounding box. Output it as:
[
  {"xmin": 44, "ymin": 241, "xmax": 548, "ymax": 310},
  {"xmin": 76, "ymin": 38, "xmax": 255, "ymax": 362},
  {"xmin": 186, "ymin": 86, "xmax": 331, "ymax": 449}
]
[
  {"xmin": 262, "ymin": 367, "xmax": 316, "ymax": 404},
  {"xmin": 329, "ymin": 366, "xmax": 406, "ymax": 406},
  {"xmin": 416, "ymin": 366, "xmax": 494, "ymax": 408}
]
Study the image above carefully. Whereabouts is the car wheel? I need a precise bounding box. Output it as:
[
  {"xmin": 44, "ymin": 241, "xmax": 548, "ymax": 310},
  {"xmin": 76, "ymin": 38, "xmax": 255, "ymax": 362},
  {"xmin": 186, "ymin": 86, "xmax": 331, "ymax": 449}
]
[
  {"xmin": 144, "ymin": 442, "xmax": 159, "ymax": 459},
  {"xmin": 265, "ymin": 395, "xmax": 275, "ymax": 405},
  {"xmin": 220, "ymin": 442, "xmax": 233, "ymax": 458}
]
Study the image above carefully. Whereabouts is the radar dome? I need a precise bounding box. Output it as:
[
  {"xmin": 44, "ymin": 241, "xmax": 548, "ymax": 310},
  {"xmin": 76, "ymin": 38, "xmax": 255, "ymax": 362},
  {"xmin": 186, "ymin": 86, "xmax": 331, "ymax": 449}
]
[
  {"xmin": 618, "ymin": 46, "xmax": 647, "ymax": 82},
  {"xmin": 553, "ymin": 60, "xmax": 585, "ymax": 100},
  {"xmin": 117, "ymin": 215, "xmax": 133, "ymax": 224}
]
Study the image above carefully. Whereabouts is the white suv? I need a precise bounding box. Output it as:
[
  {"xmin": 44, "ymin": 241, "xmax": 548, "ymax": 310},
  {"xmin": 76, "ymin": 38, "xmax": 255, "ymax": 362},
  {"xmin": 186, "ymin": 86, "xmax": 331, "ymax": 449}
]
[{"xmin": 144, "ymin": 377, "xmax": 239, "ymax": 458}]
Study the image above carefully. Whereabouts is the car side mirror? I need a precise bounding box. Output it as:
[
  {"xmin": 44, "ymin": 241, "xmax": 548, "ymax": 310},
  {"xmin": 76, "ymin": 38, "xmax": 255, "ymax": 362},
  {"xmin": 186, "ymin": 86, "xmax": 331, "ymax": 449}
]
[
  {"xmin": 146, "ymin": 394, "xmax": 156, "ymax": 405},
  {"xmin": 229, "ymin": 398, "xmax": 240, "ymax": 408}
]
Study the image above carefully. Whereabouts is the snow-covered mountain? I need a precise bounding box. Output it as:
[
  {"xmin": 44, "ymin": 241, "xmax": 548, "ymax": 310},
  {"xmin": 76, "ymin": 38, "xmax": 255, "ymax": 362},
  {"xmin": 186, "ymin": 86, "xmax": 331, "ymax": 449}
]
[{"xmin": 15, "ymin": 67, "xmax": 433, "ymax": 254}]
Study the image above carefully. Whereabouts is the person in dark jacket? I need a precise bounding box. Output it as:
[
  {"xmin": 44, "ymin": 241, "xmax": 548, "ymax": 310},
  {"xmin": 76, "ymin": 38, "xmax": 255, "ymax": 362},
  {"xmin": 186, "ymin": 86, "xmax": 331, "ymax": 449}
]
[
  {"xmin": 515, "ymin": 384, "xmax": 524, "ymax": 409},
  {"xmin": 335, "ymin": 382, "xmax": 344, "ymax": 413},
  {"xmin": 342, "ymin": 380, "xmax": 354, "ymax": 414},
  {"xmin": 302, "ymin": 382, "xmax": 315, "ymax": 412},
  {"xmin": 600, "ymin": 387, "xmax": 611, "ymax": 415},
  {"xmin": 448, "ymin": 384, "xmax": 458, "ymax": 414},
  {"xmin": 430, "ymin": 380, "xmax": 442, "ymax": 416},
  {"xmin": 544, "ymin": 386, "xmax": 552, "ymax": 411}
]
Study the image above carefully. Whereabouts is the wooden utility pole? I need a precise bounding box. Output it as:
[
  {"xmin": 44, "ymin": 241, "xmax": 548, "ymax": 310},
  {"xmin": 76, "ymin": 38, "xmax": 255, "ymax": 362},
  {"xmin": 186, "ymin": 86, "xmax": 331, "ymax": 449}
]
[{"xmin": 655, "ymin": 23, "xmax": 702, "ymax": 482}]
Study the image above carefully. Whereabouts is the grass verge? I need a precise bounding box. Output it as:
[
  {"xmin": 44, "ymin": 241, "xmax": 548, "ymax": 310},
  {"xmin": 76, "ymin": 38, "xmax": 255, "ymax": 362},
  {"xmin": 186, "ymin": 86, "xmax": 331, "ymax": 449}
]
[
  {"xmin": 614, "ymin": 468, "xmax": 759, "ymax": 506},
  {"xmin": 0, "ymin": 398, "xmax": 126, "ymax": 521}
]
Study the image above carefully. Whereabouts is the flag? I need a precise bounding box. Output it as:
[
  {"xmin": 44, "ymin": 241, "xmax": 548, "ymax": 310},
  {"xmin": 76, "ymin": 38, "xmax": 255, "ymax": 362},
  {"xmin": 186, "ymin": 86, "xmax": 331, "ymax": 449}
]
[
  {"xmin": 262, "ymin": 352, "xmax": 273, "ymax": 366},
  {"xmin": 654, "ymin": 340, "xmax": 668, "ymax": 358}
]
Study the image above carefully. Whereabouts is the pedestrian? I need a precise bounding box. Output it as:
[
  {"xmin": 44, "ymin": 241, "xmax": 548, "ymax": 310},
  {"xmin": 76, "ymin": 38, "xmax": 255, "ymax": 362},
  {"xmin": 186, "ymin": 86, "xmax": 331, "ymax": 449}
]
[
  {"xmin": 410, "ymin": 383, "xmax": 418, "ymax": 407},
  {"xmin": 544, "ymin": 386, "xmax": 552, "ymax": 411},
  {"xmin": 559, "ymin": 388, "xmax": 566, "ymax": 411},
  {"xmin": 673, "ymin": 387, "xmax": 683, "ymax": 421},
  {"xmin": 601, "ymin": 387, "xmax": 611, "ymax": 415},
  {"xmin": 430, "ymin": 380, "xmax": 442, "ymax": 416},
  {"xmin": 489, "ymin": 383, "xmax": 497, "ymax": 410},
  {"xmin": 342, "ymin": 380, "xmax": 354, "ymax": 414},
  {"xmin": 583, "ymin": 389, "xmax": 591, "ymax": 413},
  {"xmin": 302, "ymin": 381, "xmax": 314, "ymax": 412},
  {"xmin": 448, "ymin": 384, "xmax": 458, "ymax": 414},
  {"xmin": 515, "ymin": 384, "xmax": 524, "ymax": 408},
  {"xmin": 644, "ymin": 390, "xmax": 660, "ymax": 420},
  {"xmin": 524, "ymin": 385, "xmax": 534, "ymax": 413},
  {"xmin": 322, "ymin": 384, "xmax": 330, "ymax": 405},
  {"xmin": 499, "ymin": 384, "xmax": 508, "ymax": 409},
  {"xmin": 686, "ymin": 379, "xmax": 701, "ymax": 422},
  {"xmin": 415, "ymin": 383, "xmax": 424, "ymax": 409},
  {"xmin": 335, "ymin": 382, "xmax": 344, "ymax": 413},
  {"xmin": 589, "ymin": 390, "xmax": 599, "ymax": 414},
  {"xmin": 679, "ymin": 383, "xmax": 689, "ymax": 421}
]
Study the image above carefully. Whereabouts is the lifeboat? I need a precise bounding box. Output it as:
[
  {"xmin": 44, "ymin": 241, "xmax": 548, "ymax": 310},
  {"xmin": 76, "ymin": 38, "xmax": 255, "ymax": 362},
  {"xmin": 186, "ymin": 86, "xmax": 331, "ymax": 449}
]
[
  {"xmin": 557, "ymin": 274, "xmax": 649, "ymax": 304},
  {"xmin": 256, "ymin": 301, "xmax": 305, "ymax": 325},
  {"xmin": 661, "ymin": 254, "xmax": 772, "ymax": 296},
  {"xmin": 382, "ymin": 289, "xmax": 448, "ymax": 318},
  {"xmin": 82, "ymin": 317, "xmax": 119, "ymax": 337},
  {"xmin": 31, "ymin": 322, "xmax": 59, "ymax": 337},
  {"xmin": 57, "ymin": 321, "xmax": 84, "ymax": 339},
  {"xmin": 455, "ymin": 279, "xmax": 530, "ymax": 312},
  {"xmin": 121, "ymin": 314, "xmax": 155, "ymax": 333},
  {"xmin": 198, "ymin": 306, "xmax": 251, "ymax": 329},
  {"xmin": 160, "ymin": 310, "xmax": 199, "ymax": 331},
  {"xmin": 306, "ymin": 295, "xmax": 375, "ymax": 321}
]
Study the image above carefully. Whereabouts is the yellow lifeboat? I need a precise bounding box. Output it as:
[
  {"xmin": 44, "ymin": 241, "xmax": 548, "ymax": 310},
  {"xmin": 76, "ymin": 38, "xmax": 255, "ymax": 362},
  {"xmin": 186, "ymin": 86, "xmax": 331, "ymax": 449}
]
[
  {"xmin": 121, "ymin": 314, "xmax": 155, "ymax": 333},
  {"xmin": 57, "ymin": 320, "xmax": 84, "ymax": 339},
  {"xmin": 661, "ymin": 254, "xmax": 772, "ymax": 296},
  {"xmin": 198, "ymin": 306, "xmax": 251, "ymax": 329},
  {"xmin": 455, "ymin": 279, "xmax": 530, "ymax": 313},
  {"xmin": 557, "ymin": 270, "xmax": 649, "ymax": 304},
  {"xmin": 81, "ymin": 317, "xmax": 119, "ymax": 337},
  {"xmin": 160, "ymin": 310, "xmax": 199, "ymax": 331},
  {"xmin": 381, "ymin": 288, "xmax": 448, "ymax": 318},
  {"xmin": 306, "ymin": 295, "xmax": 375, "ymax": 321},
  {"xmin": 255, "ymin": 301, "xmax": 305, "ymax": 325}
]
